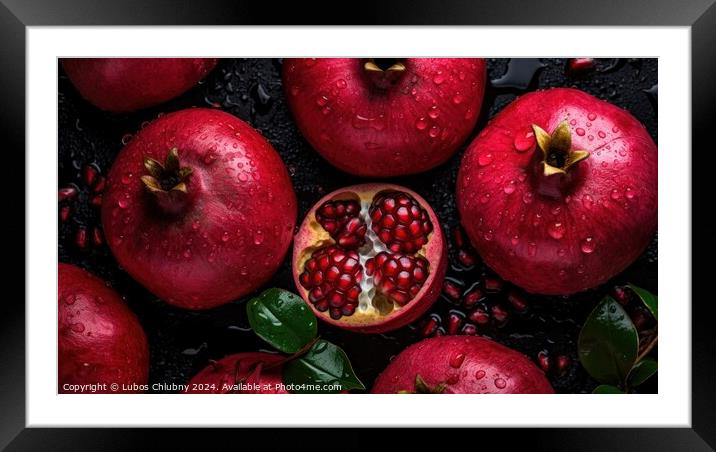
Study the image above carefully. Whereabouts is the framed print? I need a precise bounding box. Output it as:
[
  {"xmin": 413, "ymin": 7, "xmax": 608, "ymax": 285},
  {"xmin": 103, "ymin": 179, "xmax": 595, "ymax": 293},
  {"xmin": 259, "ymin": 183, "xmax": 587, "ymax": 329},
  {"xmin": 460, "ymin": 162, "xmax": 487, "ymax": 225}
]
[{"xmin": 2, "ymin": 0, "xmax": 714, "ymax": 449}]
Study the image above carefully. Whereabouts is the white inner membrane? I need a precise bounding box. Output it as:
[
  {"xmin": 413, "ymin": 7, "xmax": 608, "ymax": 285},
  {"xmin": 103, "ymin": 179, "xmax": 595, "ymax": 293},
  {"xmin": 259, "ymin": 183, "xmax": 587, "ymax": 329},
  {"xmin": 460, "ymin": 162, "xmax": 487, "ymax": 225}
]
[{"xmin": 356, "ymin": 198, "xmax": 388, "ymax": 313}]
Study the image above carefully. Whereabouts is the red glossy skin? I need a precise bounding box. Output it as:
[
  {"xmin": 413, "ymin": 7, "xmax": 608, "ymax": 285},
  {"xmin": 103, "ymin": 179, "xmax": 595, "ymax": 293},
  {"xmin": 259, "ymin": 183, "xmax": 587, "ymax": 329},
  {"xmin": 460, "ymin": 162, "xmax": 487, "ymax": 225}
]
[
  {"xmin": 371, "ymin": 336, "xmax": 554, "ymax": 394},
  {"xmin": 62, "ymin": 58, "xmax": 217, "ymax": 113},
  {"xmin": 457, "ymin": 88, "xmax": 657, "ymax": 295},
  {"xmin": 102, "ymin": 109, "xmax": 297, "ymax": 309},
  {"xmin": 292, "ymin": 184, "xmax": 447, "ymax": 333},
  {"xmin": 58, "ymin": 263, "xmax": 149, "ymax": 393},
  {"xmin": 184, "ymin": 353, "xmax": 287, "ymax": 394},
  {"xmin": 283, "ymin": 58, "xmax": 487, "ymax": 177}
]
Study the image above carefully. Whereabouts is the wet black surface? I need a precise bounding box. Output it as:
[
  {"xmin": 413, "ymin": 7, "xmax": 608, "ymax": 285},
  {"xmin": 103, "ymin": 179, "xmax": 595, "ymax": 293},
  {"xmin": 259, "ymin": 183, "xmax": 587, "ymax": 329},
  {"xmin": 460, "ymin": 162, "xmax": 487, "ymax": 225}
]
[{"xmin": 58, "ymin": 58, "xmax": 657, "ymax": 394}]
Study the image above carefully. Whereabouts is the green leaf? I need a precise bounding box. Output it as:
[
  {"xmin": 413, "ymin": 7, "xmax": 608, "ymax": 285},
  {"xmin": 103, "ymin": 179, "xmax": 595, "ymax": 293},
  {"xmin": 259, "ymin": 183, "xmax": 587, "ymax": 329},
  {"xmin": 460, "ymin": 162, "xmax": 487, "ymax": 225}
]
[
  {"xmin": 282, "ymin": 340, "xmax": 365, "ymax": 393},
  {"xmin": 628, "ymin": 284, "xmax": 658, "ymax": 321},
  {"xmin": 246, "ymin": 288, "xmax": 317, "ymax": 354},
  {"xmin": 593, "ymin": 384, "xmax": 625, "ymax": 394},
  {"xmin": 628, "ymin": 358, "xmax": 658, "ymax": 387},
  {"xmin": 578, "ymin": 296, "xmax": 639, "ymax": 386}
]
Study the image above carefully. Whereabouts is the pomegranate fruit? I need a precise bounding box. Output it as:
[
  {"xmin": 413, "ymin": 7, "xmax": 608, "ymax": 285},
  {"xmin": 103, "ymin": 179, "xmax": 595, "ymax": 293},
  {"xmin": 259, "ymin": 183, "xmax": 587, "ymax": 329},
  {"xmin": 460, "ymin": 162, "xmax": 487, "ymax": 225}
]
[
  {"xmin": 102, "ymin": 108, "xmax": 297, "ymax": 309},
  {"xmin": 184, "ymin": 352, "xmax": 287, "ymax": 394},
  {"xmin": 293, "ymin": 184, "xmax": 447, "ymax": 333},
  {"xmin": 283, "ymin": 58, "xmax": 487, "ymax": 176},
  {"xmin": 58, "ymin": 263, "xmax": 149, "ymax": 393},
  {"xmin": 457, "ymin": 88, "xmax": 657, "ymax": 295},
  {"xmin": 372, "ymin": 336, "xmax": 553, "ymax": 393},
  {"xmin": 62, "ymin": 58, "xmax": 217, "ymax": 113}
]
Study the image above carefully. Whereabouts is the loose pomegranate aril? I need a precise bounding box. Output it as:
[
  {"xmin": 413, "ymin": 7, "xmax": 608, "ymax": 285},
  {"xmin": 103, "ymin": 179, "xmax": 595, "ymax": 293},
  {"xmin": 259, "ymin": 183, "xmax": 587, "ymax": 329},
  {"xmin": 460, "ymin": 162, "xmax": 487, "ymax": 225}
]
[
  {"xmin": 442, "ymin": 279, "xmax": 463, "ymax": 303},
  {"xmin": 461, "ymin": 323, "xmax": 478, "ymax": 336},
  {"xmin": 421, "ymin": 314, "xmax": 440, "ymax": 338},
  {"xmin": 58, "ymin": 186, "xmax": 78, "ymax": 202},
  {"xmin": 612, "ymin": 286, "xmax": 630, "ymax": 306},
  {"xmin": 457, "ymin": 249, "xmax": 477, "ymax": 268},
  {"xmin": 491, "ymin": 304, "xmax": 509, "ymax": 324},
  {"xmin": 59, "ymin": 205, "xmax": 71, "ymax": 223},
  {"xmin": 370, "ymin": 191, "xmax": 433, "ymax": 254},
  {"xmin": 75, "ymin": 226, "xmax": 88, "ymax": 249},
  {"xmin": 299, "ymin": 245, "xmax": 362, "ymax": 320},
  {"xmin": 468, "ymin": 307, "xmax": 490, "ymax": 325},
  {"xmin": 92, "ymin": 176, "xmax": 106, "ymax": 193},
  {"xmin": 462, "ymin": 287, "xmax": 484, "ymax": 308},
  {"xmin": 452, "ymin": 227, "xmax": 466, "ymax": 249},
  {"xmin": 366, "ymin": 251, "xmax": 429, "ymax": 306},
  {"xmin": 507, "ymin": 291, "xmax": 528, "ymax": 312},
  {"xmin": 483, "ymin": 276, "xmax": 503, "ymax": 293},
  {"xmin": 92, "ymin": 227, "xmax": 104, "ymax": 246},
  {"xmin": 537, "ymin": 351, "xmax": 551, "ymax": 372},
  {"xmin": 556, "ymin": 355, "xmax": 570, "ymax": 376},
  {"xmin": 447, "ymin": 310, "xmax": 465, "ymax": 335},
  {"xmin": 567, "ymin": 58, "xmax": 595, "ymax": 75},
  {"xmin": 315, "ymin": 199, "xmax": 366, "ymax": 249},
  {"xmin": 91, "ymin": 194, "xmax": 103, "ymax": 207},
  {"xmin": 82, "ymin": 165, "xmax": 99, "ymax": 187}
]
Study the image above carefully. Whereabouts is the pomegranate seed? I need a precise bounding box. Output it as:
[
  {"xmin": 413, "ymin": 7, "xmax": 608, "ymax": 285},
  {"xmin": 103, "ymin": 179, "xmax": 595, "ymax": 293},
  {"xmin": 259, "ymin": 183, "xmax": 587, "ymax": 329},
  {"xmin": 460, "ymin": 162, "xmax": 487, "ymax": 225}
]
[
  {"xmin": 556, "ymin": 355, "xmax": 570, "ymax": 376},
  {"xmin": 82, "ymin": 165, "xmax": 99, "ymax": 187},
  {"xmin": 92, "ymin": 176, "xmax": 106, "ymax": 193},
  {"xmin": 59, "ymin": 205, "xmax": 71, "ymax": 223},
  {"xmin": 442, "ymin": 279, "xmax": 462, "ymax": 303},
  {"xmin": 421, "ymin": 314, "xmax": 440, "ymax": 338},
  {"xmin": 567, "ymin": 58, "xmax": 595, "ymax": 75},
  {"xmin": 612, "ymin": 285, "xmax": 630, "ymax": 306},
  {"xmin": 507, "ymin": 291, "xmax": 528, "ymax": 312},
  {"xmin": 58, "ymin": 186, "xmax": 78, "ymax": 202},
  {"xmin": 452, "ymin": 227, "xmax": 466, "ymax": 249},
  {"xmin": 299, "ymin": 245, "xmax": 362, "ymax": 319},
  {"xmin": 461, "ymin": 323, "xmax": 477, "ymax": 335},
  {"xmin": 462, "ymin": 285, "xmax": 484, "ymax": 308},
  {"xmin": 483, "ymin": 276, "xmax": 503, "ymax": 292},
  {"xmin": 446, "ymin": 310, "xmax": 465, "ymax": 335},
  {"xmin": 90, "ymin": 194, "xmax": 103, "ymax": 207},
  {"xmin": 75, "ymin": 227, "xmax": 88, "ymax": 249},
  {"xmin": 366, "ymin": 252, "xmax": 430, "ymax": 306},
  {"xmin": 457, "ymin": 249, "xmax": 477, "ymax": 268},
  {"xmin": 370, "ymin": 191, "xmax": 433, "ymax": 254},
  {"xmin": 491, "ymin": 304, "xmax": 509, "ymax": 324},
  {"xmin": 468, "ymin": 307, "xmax": 490, "ymax": 325},
  {"xmin": 315, "ymin": 199, "xmax": 366, "ymax": 249},
  {"xmin": 92, "ymin": 227, "xmax": 104, "ymax": 246},
  {"xmin": 537, "ymin": 351, "xmax": 550, "ymax": 372},
  {"xmin": 434, "ymin": 327, "xmax": 445, "ymax": 337}
]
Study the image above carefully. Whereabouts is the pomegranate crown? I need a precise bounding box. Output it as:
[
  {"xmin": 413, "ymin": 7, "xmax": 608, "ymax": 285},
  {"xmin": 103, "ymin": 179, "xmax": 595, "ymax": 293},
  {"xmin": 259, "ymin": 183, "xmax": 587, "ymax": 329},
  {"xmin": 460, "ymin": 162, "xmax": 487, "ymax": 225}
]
[
  {"xmin": 532, "ymin": 121, "xmax": 590, "ymax": 176},
  {"xmin": 141, "ymin": 148, "xmax": 193, "ymax": 194}
]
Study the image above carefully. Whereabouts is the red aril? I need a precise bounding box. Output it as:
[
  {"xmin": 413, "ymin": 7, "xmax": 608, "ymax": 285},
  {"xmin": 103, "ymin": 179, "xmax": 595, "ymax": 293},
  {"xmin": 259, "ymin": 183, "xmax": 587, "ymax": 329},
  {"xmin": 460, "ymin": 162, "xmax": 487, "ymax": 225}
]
[
  {"xmin": 184, "ymin": 352, "xmax": 287, "ymax": 394},
  {"xmin": 457, "ymin": 88, "xmax": 657, "ymax": 295},
  {"xmin": 62, "ymin": 58, "xmax": 217, "ymax": 113},
  {"xmin": 283, "ymin": 58, "xmax": 487, "ymax": 176},
  {"xmin": 58, "ymin": 263, "xmax": 149, "ymax": 393},
  {"xmin": 372, "ymin": 335, "xmax": 554, "ymax": 393},
  {"xmin": 293, "ymin": 184, "xmax": 447, "ymax": 333},
  {"xmin": 102, "ymin": 108, "xmax": 297, "ymax": 309}
]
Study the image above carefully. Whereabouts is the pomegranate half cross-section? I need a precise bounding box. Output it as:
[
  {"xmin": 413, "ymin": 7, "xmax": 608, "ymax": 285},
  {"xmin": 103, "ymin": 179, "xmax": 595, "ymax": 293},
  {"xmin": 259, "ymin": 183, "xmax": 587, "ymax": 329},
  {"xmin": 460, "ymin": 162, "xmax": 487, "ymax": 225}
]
[{"xmin": 293, "ymin": 184, "xmax": 447, "ymax": 333}]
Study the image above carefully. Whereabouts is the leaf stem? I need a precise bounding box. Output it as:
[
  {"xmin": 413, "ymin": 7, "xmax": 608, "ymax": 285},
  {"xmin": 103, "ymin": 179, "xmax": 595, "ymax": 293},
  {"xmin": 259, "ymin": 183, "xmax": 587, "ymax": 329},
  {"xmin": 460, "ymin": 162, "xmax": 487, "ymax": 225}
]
[{"xmin": 264, "ymin": 336, "xmax": 321, "ymax": 371}]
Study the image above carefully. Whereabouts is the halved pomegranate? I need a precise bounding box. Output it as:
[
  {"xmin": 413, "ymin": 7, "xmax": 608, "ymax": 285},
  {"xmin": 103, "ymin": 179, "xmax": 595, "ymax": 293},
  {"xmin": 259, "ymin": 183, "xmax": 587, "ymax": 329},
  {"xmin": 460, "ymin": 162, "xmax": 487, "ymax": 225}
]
[
  {"xmin": 184, "ymin": 352, "xmax": 287, "ymax": 394},
  {"xmin": 293, "ymin": 184, "xmax": 447, "ymax": 333}
]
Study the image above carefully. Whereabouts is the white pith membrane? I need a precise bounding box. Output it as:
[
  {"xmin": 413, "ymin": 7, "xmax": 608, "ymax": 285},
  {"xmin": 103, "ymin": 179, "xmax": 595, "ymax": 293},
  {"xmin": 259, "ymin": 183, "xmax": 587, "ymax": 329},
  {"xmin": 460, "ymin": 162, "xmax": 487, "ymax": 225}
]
[{"xmin": 301, "ymin": 190, "xmax": 432, "ymax": 320}]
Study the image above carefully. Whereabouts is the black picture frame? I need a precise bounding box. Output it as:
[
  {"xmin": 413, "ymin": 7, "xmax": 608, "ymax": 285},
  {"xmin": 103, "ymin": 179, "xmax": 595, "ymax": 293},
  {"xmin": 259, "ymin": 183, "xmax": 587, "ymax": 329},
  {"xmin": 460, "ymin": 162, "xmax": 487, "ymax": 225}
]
[{"xmin": 2, "ymin": 0, "xmax": 713, "ymax": 449}]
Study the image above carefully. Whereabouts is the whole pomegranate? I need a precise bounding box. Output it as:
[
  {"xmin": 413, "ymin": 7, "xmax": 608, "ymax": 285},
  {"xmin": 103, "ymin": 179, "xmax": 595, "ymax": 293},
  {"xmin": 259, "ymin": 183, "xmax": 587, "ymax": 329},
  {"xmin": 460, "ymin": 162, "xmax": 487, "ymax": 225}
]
[
  {"xmin": 102, "ymin": 109, "xmax": 297, "ymax": 309},
  {"xmin": 457, "ymin": 88, "xmax": 657, "ymax": 295},
  {"xmin": 58, "ymin": 263, "xmax": 149, "ymax": 393},
  {"xmin": 184, "ymin": 352, "xmax": 287, "ymax": 394},
  {"xmin": 372, "ymin": 336, "xmax": 553, "ymax": 394},
  {"xmin": 293, "ymin": 183, "xmax": 447, "ymax": 333},
  {"xmin": 62, "ymin": 58, "xmax": 217, "ymax": 113},
  {"xmin": 283, "ymin": 58, "xmax": 486, "ymax": 176}
]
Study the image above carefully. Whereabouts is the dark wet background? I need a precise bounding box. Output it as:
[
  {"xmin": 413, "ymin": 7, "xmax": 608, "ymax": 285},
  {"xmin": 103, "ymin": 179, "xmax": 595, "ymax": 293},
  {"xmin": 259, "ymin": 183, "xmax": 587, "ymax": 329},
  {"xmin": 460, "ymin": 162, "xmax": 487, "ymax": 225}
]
[{"xmin": 58, "ymin": 58, "xmax": 657, "ymax": 393}]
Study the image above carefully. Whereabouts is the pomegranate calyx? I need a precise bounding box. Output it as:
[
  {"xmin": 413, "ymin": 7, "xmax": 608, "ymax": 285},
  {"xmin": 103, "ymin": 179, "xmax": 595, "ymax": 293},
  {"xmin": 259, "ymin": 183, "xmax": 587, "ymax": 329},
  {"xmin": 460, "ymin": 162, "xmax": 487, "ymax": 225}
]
[
  {"xmin": 532, "ymin": 122, "xmax": 590, "ymax": 176},
  {"xmin": 398, "ymin": 374, "xmax": 447, "ymax": 394},
  {"xmin": 363, "ymin": 59, "xmax": 406, "ymax": 89},
  {"xmin": 141, "ymin": 147, "xmax": 193, "ymax": 194}
]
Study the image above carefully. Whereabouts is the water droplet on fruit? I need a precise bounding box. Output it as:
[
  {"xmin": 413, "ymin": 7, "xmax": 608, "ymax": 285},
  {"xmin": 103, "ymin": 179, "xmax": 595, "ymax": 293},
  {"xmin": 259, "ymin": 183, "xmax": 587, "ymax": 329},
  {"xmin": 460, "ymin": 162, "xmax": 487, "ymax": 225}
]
[
  {"xmin": 352, "ymin": 114, "xmax": 385, "ymax": 131},
  {"xmin": 429, "ymin": 126, "xmax": 440, "ymax": 138},
  {"xmin": 428, "ymin": 105, "xmax": 440, "ymax": 119},
  {"xmin": 478, "ymin": 153, "xmax": 493, "ymax": 166},
  {"xmin": 221, "ymin": 231, "xmax": 230, "ymax": 242},
  {"xmin": 503, "ymin": 180, "xmax": 516, "ymax": 194},
  {"xmin": 183, "ymin": 249, "xmax": 192, "ymax": 258},
  {"xmin": 598, "ymin": 131, "xmax": 606, "ymax": 138},
  {"xmin": 582, "ymin": 194, "xmax": 594, "ymax": 209},
  {"xmin": 548, "ymin": 222, "xmax": 565, "ymax": 239},
  {"xmin": 120, "ymin": 173, "xmax": 133, "ymax": 184},
  {"xmin": 117, "ymin": 198, "xmax": 129, "ymax": 209},
  {"xmin": 254, "ymin": 230, "xmax": 265, "ymax": 245},
  {"xmin": 449, "ymin": 353, "xmax": 466, "ymax": 368},
  {"xmin": 475, "ymin": 370, "xmax": 486, "ymax": 380},
  {"xmin": 513, "ymin": 132, "xmax": 535, "ymax": 152},
  {"xmin": 576, "ymin": 128, "xmax": 585, "ymax": 136},
  {"xmin": 494, "ymin": 378, "xmax": 507, "ymax": 389},
  {"xmin": 484, "ymin": 230, "xmax": 494, "ymax": 241},
  {"xmin": 625, "ymin": 187, "xmax": 635, "ymax": 199},
  {"xmin": 610, "ymin": 189, "xmax": 622, "ymax": 200},
  {"xmin": 527, "ymin": 242, "xmax": 537, "ymax": 256},
  {"xmin": 316, "ymin": 94, "xmax": 329, "ymax": 107},
  {"xmin": 511, "ymin": 235, "xmax": 520, "ymax": 245},
  {"xmin": 522, "ymin": 192, "xmax": 534, "ymax": 204},
  {"xmin": 580, "ymin": 237, "xmax": 596, "ymax": 254},
  {"xmin": 71, "ymin": 322, "xmax": 85, "ymax": 333},
  {"xmin": 433, "ymin": 71, "xmax": 445, "ymax": 84},
  {"xmin": 587, "ymin": 113, "xmax": 597, "ymax": 121},
  {"xmin": 335, "ymin": 79, "xmax": 347, "ymax": 89},
  {"xmin": 612, "ymin": 126, "xmax": 620, "ymax": 133},
  {"xmin": 415, "ymin": 117, "xmax": 428, "ymax": 130},
  {"xmin": 452, "ymin": 93, "xmax": 464, "ymax": 104},
  {"xmin": 65, "ymin": 295, "xmax": 76, "ymax": 305},
  {"xmin": 121, "ymin": 133, "xmax": 133, "ymax": 145},
  {"xmin": 588, "ymin": 135, "xmax": 594, "ymax": 141},
  {"xmin": 569, "ymin": 119, "xmax": 577, "ymax": 126},
  {"xmin": 480, "ymin": 193, "xmax": 490, "ymax": 204}
]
